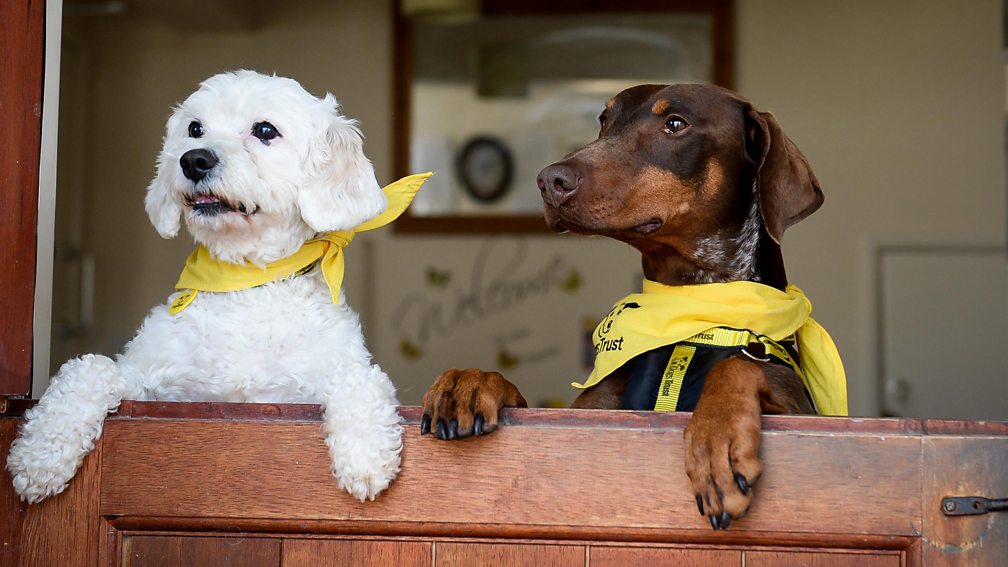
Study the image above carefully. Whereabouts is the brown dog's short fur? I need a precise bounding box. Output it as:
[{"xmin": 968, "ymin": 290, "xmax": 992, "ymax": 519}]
[{"xmin": 421, "ymin": 84, "xmax": 823, "ymax": 530}]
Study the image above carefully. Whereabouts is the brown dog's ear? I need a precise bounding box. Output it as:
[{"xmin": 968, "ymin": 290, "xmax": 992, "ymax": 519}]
[{"xmin": 744, "ymin": 107, "xmax": 823, "ymax": 243}]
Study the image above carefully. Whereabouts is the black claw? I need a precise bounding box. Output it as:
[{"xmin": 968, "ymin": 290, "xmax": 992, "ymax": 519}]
[
  {"xmin": 720, "ymin": 512, "xmax": 730, "ymax": 529},
  {"xmin": 709, "ymin": 514, "xmax": 720, "ymax": 530},
  {"xmin": 474, "ymin": 413, "xmax": 485, "ymax": 436},
  {"xmin": 436, "ymin": 418, "xmax": 448, "ymax": 440},
  {"xmin": 448, "ymin": 418, "xmax": 458, "ymax": 440},
  {"xmin": 734, "ymin": 473, "xmax": 750, "ymax": 494},
  {"xmin": 420, "ymin": 414, "xmax": 431, "ymax": 435},
  {"xmin": 696, "ymin": 495, "xmax": 705, "ymax": 516}
]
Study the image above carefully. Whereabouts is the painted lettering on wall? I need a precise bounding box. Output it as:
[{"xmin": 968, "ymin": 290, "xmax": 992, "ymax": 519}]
[{"xmin": 392, "ymin": 239, "xmax": 580, "ymax": 363}]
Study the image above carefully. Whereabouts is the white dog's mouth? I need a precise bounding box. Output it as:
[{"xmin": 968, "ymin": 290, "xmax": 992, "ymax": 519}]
[{"xmin": 185, "ymin": 193, "xmax": 258, "ymax": 217}]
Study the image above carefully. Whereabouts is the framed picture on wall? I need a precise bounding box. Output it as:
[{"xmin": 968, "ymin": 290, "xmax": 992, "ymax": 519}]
[{"xmin": 393, "ymin": 0, "xmax": 734, "ymax": 233}]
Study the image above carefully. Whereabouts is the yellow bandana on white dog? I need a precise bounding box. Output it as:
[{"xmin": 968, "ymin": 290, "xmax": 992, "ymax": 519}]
[{"xmin": 169, "ymin": 172, "xmax": 431, "ymax": 314}]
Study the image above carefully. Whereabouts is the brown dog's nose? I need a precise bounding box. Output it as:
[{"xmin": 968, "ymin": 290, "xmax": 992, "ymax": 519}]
[{"xmin": 537, "ymin": 164, "xmax": 580, "ymax": 206}]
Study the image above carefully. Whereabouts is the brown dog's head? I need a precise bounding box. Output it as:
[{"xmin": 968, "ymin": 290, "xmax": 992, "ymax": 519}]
[{"xmin": 536, "ymin": 83, "xmax": 822, "ymax": 289}]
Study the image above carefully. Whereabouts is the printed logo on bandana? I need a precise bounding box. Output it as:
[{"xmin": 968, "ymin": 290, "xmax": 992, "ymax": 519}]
[{"xmin": 593, "ymin": 301, "xmax": 640, "ymax": 353}]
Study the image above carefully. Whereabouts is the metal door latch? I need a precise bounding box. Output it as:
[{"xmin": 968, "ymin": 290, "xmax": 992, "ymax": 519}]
[{"xmin": 942, "ymin": 496, "xmax": 1008, "ymax": 516}]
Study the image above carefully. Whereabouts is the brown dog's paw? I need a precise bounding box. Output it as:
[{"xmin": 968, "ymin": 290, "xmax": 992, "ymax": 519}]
[
  {"xmin": 420, "ymin": 368, "xmax": 527, "ymax": 440},
  {"xmin": 683, "ymin": 357, "xmax": 766, "ymax": 530}
]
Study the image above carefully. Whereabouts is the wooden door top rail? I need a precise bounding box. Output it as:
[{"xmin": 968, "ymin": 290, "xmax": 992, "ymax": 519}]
[{"xmin": 3, "ymin": 400, "xmax": 1006, "ymax": 436}]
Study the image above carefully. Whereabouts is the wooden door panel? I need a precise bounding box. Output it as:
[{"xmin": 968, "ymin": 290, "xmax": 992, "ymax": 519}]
[
  {"xmin": 436, "ymin": 542, "xmax": 584, "ymax": 567},
  {"xmin": 745, "ymin": 550, "xmax": 901, "ymax": 567},
  {"xmin": 123, "ymin": 535, "xmax": 280, "ymax": 567},
  {"xmin": 922, "ymin": 434, "xmax": 1008, "ymax": 566},
  {"xmin": 98, "ymin": 408, "xmax": 923, "ymax": 539},
  {"xmin": 589, "ymin": 545, "xmax": 741, "ymax": 566},
  {"xmin": 282, "ymin": 539, "xmax": 430, "ymax": 567},
  {"xmin": 0, "ymin": 419, "xmax": 101, "ymax": 567}
]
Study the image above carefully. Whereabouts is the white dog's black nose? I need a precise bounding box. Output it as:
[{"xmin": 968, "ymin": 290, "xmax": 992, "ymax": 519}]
[{"xmin": 180, "ymin": 149, "xmax": 219, "ymax": 182}]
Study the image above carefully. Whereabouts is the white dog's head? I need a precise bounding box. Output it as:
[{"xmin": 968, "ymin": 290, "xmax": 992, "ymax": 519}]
[{"xmin": 145, "ymin": 70, "xmax": 386, "ymax": 264}]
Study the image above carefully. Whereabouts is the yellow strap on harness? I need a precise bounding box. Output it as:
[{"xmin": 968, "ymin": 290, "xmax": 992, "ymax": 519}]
[
  {"xmin": 653, "ymin": 345, "xmax": 696, "ymax": 411},
  {"xmin": 651, "ymin": 327, "xmax": 813, "ymax": 413}
]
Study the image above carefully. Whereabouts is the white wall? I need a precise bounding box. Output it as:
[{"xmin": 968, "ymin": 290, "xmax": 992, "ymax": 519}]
[
  {"xmin": 50, "ymin": 0, "xmax": 1005, "ymax": 417},
  {"xmin": 734, "ymin": 0, "xmax": 1005, "ymax": 415}
]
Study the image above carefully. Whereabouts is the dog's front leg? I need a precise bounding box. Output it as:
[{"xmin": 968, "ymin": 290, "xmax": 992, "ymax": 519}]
[
  {"xmin": 6, "ymin": 354, "xmax": 141, "ymax": 503},
  {"xmin": 683, "ymin": 356, "xmax": 806, "ymax": 530},
  {"xmin": 319, "ymin": 364, "xmax": 403, "ymax": 502}
]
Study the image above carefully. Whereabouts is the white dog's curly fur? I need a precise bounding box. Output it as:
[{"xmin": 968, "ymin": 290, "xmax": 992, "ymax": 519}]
[{"xmin": 7, "ymin": 70, "xmax": 402, "ymax": 503}]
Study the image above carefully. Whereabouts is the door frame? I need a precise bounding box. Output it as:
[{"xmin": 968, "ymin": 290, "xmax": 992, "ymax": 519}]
[{"xmin": 0, "ymin": 0, "xmax": 61, "ymax": 399}]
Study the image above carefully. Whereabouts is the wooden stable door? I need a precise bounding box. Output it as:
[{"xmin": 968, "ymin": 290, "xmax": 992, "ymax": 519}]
[{"xmin": 2, "ymin": 402, "xmax": 1006, "ymax": 566}]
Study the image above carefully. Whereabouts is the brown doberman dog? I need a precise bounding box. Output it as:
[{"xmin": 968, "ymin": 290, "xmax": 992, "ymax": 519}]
[{"xmin": 420, "ymin": 83, "xmax": 825, "ymax": 530}]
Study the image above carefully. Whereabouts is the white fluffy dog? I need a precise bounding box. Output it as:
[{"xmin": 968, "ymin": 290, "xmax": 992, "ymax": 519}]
[{"xmin": 7, "ymin": 70, "xmax": 409, "ymax": 503}]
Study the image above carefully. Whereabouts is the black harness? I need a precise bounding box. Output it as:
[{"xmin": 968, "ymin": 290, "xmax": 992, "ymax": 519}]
[{"xmin": 617, "ymin": 327, "xmax": 814, "ymax": 412}]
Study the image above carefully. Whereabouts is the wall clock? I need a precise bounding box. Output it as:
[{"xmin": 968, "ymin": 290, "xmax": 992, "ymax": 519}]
[{"xmin": 455, "ymin": 136, "xmax": 514, "ymax": 204}]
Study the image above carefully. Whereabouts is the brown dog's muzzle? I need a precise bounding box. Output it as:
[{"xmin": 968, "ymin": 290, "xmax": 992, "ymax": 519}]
[{"xmin": 537, "ymin": 163, "xmax": 580, "ymax": 208}]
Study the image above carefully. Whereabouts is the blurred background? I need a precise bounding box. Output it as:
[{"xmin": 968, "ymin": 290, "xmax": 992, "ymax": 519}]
[{"xmin": 42, "ymin": 0, "xmax": 1007, "ymax": 419}]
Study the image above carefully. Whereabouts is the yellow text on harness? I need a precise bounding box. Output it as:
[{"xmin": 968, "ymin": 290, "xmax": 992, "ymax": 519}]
[{"xmin": 653, "ymin": 344, "xmax": 695, "ymax": 411}]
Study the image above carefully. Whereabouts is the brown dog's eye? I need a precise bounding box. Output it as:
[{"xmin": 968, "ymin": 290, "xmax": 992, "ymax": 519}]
[
  {"xmin": 188, "ymin": 121, "xmax": 204, "ymax": 138},
  {"xmin": 664, "ymin": 116, "xmax": 689, "ymax": 134},
  {"xmin": 598, "ymin": 113, "xmax": 608, "ymax": 127}
]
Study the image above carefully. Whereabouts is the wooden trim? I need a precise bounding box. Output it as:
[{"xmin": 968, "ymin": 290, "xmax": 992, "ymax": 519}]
[
  {"xmin": 391, "ymin": 0, "xmax": 411, "ymax": 203},
  {"xmin": 9, "ymin": 400, "xmax": 1008, "ymax": 438},
  {"xmin": 0, "ymin": 0, "xmax": 45, "ymax": 396},
  {"xmin": 97, "ymin": 517, "xmax": 120, "ymax": 567},
  {"xmin": 904, "ymin": 537, "xmax": 922, "ymax": 567},
  {"xmin": 392, "ymin": 0, "xmax": 734, "ymax": 234},
  {"xmin": 104, "ymin": 518, "xmax": 920, "ymax": 552}
]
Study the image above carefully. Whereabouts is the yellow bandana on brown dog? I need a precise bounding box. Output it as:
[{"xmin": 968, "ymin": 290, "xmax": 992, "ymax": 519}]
[{"xmin": 579, "ymin": 279, "xmax": 848, "ymax": 416}]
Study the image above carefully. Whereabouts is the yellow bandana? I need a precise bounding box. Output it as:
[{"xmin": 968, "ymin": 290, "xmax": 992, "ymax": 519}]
[
  {"xmin": 578, "ymin": 279, "xmax": 848, "ymax": 416},
  {"xmin": 169, "ymin": 172, "xmax": 432, "ymax": 314}
]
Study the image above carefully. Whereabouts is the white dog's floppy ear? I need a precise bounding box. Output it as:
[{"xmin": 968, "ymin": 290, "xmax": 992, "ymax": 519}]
[
  {"xmin": 145, "ymin": 157, "xmax": 183, "ymax": 239},
  {"xmin": 300, "ymin": 95, "xmax": 386, "ymax": 232}
]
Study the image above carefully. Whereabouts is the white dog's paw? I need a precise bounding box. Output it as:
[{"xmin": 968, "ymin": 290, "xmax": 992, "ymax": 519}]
[
  {"xmin": 326, "ymin": 422, "xmax": 403, "ymax": 502},
  {"xmin": 331, "ymin": 459, "xmax": 400, "ymax": 502},
  {"xmin": 6, "ymin": 435, "xmax": 78, "ymax": 504},
  {"xmin": 6, "ymin": 354, "xmax": 122, "ymax": 504}
]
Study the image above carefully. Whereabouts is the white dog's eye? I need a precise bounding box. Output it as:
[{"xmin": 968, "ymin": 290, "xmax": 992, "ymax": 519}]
[
  {"xmin": 188, "ymin": 121, "xmax": 205, "ymax": 138},
  {"xmin": 252, "ymin": 121, "xmax": 280, "ymax": 145}
]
